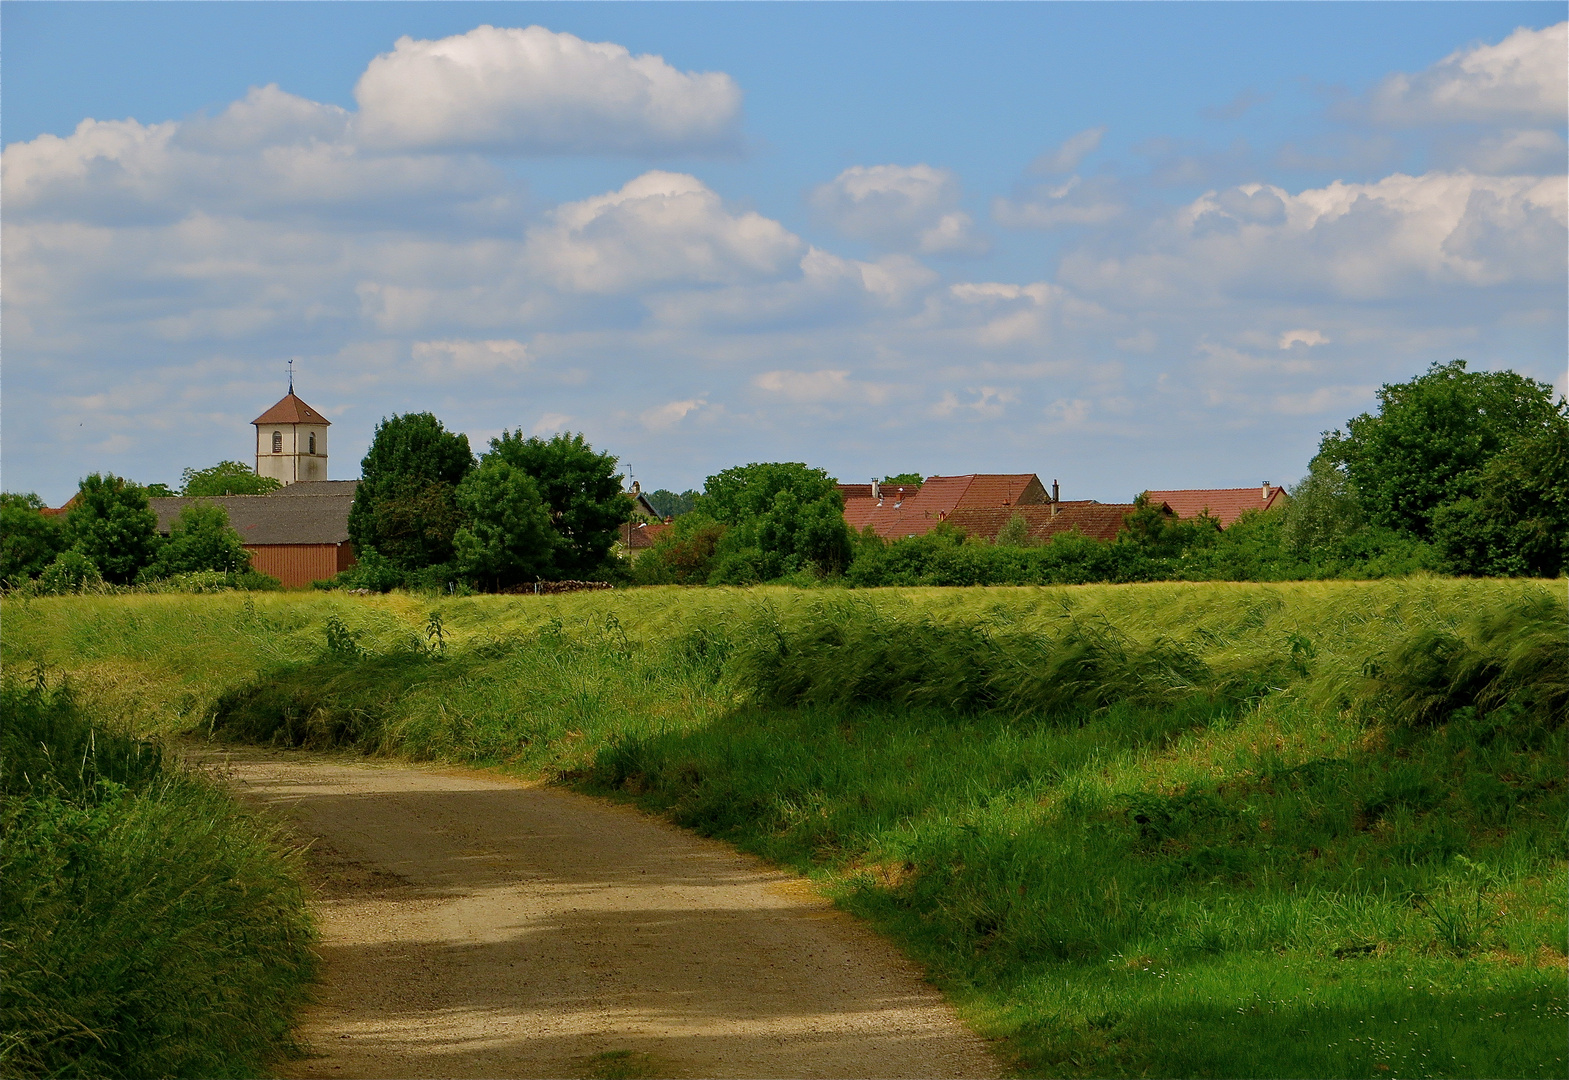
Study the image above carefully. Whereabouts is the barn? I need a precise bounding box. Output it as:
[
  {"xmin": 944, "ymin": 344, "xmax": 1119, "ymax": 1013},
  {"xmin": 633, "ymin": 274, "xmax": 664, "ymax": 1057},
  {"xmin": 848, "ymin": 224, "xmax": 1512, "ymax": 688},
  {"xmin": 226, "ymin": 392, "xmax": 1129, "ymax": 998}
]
[{"xmin": 149, "ymin": 480, "xmax": 357, "ymax": 588}]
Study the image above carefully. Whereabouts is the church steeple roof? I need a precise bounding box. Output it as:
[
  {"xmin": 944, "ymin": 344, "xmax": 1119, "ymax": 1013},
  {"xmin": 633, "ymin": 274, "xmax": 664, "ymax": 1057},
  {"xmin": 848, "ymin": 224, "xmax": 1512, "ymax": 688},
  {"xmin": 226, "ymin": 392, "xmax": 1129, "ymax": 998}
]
[{"xmin": 252, "ymin": 393, "xmax": 330, "ymax": 426}]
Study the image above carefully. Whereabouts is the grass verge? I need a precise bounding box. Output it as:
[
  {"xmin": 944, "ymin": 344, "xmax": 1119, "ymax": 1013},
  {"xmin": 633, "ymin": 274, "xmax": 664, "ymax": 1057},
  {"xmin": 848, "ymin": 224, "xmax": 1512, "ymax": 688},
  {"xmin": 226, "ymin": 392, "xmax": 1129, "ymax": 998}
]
[
  {"xmin": 0, "ymin": 675, "xmax": 316, "ymax": 1079},
  {"xmin": 2, "ymin": 580, "xmax": 1564, "ymax": 1077}
]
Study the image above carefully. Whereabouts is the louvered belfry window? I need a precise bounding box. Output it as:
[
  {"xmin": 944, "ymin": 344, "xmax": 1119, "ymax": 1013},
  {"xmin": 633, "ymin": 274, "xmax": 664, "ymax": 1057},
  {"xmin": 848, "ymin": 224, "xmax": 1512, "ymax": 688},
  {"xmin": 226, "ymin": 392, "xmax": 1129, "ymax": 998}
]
[{"xmin": 273, "ymin": 430, "xmax": 283, "ymax": 453}]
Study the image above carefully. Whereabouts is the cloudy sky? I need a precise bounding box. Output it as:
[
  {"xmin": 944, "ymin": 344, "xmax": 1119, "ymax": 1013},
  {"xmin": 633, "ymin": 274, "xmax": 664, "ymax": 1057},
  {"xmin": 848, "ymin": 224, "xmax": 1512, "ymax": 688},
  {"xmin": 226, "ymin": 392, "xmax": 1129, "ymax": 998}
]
[{"xmin": 4, "ymin": 3, "xmax": 1565, "ymax": 505}]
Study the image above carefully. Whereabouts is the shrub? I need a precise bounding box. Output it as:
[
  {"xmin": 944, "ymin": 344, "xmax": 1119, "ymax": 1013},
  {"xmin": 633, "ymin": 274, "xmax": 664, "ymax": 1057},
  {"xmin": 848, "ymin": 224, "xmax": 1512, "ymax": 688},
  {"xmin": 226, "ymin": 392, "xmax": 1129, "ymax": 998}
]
[{"xmin": 35, "ymin": 549, "xmax": 104, "ymax": 595}]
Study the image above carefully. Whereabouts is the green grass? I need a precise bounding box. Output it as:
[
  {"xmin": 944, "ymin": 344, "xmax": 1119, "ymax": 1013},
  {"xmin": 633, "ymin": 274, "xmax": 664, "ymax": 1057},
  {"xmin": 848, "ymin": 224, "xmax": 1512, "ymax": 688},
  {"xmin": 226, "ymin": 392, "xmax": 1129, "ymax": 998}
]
[
  {"xmin": 2, "ymin": 580, "xmax": 1564, "ymax": 1077},
  {"xmin": 0, "ymin": 677, "xmax": 317, "ymax": 1079}
]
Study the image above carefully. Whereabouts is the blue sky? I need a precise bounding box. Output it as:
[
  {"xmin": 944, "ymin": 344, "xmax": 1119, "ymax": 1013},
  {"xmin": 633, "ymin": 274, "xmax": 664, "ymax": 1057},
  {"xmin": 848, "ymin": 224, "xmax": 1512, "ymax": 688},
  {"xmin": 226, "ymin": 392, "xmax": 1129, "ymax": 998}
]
[{"xmin": 4, "ymin": 2, "xmax": 1565, "ymax": 504}]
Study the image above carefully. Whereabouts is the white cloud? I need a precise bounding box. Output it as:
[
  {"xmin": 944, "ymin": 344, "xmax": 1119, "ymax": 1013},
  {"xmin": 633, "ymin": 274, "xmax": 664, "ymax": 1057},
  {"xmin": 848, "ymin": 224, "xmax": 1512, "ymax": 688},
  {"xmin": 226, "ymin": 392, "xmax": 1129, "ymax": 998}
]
[
  {"xmin": 1368, "ymin": 22, "xmax": 1568, "ymax": 125},
  {"xmin": 1279, "ymin": 329, "xmax": 1328, "ymax": 349},
  {"xmin": 353, "ymin": 25, "xmax": 742, "ymax": 155},
  {"xmin": 754, "ymin": 368, "xmax": 887, "ymax": 405},
  {"xmin": 526, "ymin": 171, "xmax": 803, "ymax": 293},
  {"xmin": 1064, "ymin": 172, "xmax": 1568, "ymax": 303},
  {"xmin": 1448, "ymin": 128, "xmax": 1568, "ymax": 175},
  {"xmin": 2, "ymin": 88, "xmax": 501, "ymax": 224},
  {"xmin": 809, "ymin": 164, "xmax": 988, "ymax": 255},
  {"xmin": 993, "ymin": 174, "xmax": 1123, "ymax": 229},
  {"xmin": 411, "ymin": 338, "xmax": 530, "ymax": 376},
  {"xmin": 640, "ymin": 397, "xmax": 708, "ymax": 431},
  {"xmin": 1030, "ymin": 127, "xmax": 1106, "ymax": 174},
  {"xmin": 931, "ymin": 386, "xmax": 1017, "ymax": 418},
  {"xmin": 532, "ymin": 412, "xmax": 574, "ymax": 436}
]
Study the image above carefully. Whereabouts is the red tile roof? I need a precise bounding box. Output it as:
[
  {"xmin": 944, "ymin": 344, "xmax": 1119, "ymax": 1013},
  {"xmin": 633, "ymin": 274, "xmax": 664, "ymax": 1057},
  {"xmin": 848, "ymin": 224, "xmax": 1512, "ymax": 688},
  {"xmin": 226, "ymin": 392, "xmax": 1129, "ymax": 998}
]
[
  {"xmin": 252, "ymin": 393, "xmax": 330, "ymax": 426},
  {"xmin": 1142, "ymin": 486, "xmax": 1287, "ymax": 529},
  {"xmin": 945, "ymin": 502, "xmax": 1145, "ymax": 544},
  {"xmin": 843, "ymin": 474, "xmax": 1050, "ymax": 539}
]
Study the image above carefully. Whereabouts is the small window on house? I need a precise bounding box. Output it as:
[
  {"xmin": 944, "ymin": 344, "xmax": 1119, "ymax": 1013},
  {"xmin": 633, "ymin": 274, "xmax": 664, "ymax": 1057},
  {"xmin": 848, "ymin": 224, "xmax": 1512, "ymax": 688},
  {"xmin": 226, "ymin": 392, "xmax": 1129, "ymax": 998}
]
[
  {"xmin": 272, "ymin": 430, "xmax": 283, "ymax": 453},
  {"xmin": 309, "ymin": 433, "xmax": 316, "ymax": 455}
]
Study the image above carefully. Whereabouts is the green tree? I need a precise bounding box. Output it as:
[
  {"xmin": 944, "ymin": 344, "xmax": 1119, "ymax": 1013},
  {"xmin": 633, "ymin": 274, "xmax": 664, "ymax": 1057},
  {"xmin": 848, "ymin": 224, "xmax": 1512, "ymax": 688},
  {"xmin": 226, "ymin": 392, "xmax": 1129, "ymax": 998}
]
[
  {"xmin": 348, "ymin": 413, "xmax": 474, "ymax": 572},
  {"xmin": 1321, "ymin": 360, "xmax": 1565, "ymax": 539},
  {"xmin": 181, "ymin": 461, "xmax": 282, "ymax": 497},
  {"xmin": 882, "ymin": 473, "xmax": 924, "ymax": 488},
  {"xmin": 698, "ymin": 463, "xmax": 853, "ymax": 581},
  {"xmin": 1432, "ymin": 422, "xmax": 1569, "ymax": 577},
  {"xmin": 63, "ymin": 474, "xmax": 161, "ymax": 584},
  {"xmin": 1, "ymin": 493, "xmax": 66, "ymax": 584},
  {"xmin": 452, "ymin": 460, "xmax": 556, "ymax": 588},
  {"xmin": 1119, "ymin": 494, "xmax": 1214, "ymax": 559},
  {"xmin": 1283, "ymin": 456, "xmax": 1364, "ymax": 555},
  {"xmin": 484, "ymin": 431, "xmax": 624, "ymax": 579},
  {"xmin": 144, "ymin": 503, "xmax": 252, "ymax": 579}
]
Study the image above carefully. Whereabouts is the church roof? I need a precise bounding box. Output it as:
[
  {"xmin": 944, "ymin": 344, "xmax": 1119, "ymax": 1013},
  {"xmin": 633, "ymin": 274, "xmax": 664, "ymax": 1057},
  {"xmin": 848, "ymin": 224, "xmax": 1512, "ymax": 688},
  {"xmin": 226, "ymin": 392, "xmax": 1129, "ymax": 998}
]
[{"xmin": 252, "ymin": 393, "xmax": 330, "ymax": 426}]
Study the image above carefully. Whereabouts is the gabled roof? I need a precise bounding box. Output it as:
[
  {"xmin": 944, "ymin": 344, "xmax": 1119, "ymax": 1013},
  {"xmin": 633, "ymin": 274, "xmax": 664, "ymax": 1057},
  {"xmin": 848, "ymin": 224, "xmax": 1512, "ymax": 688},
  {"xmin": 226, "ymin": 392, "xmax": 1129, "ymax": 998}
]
[
  {"xmin": 252, "ymin": 393, "xmax": 330, "ymax": 426},
  {"xmin": 1142, "ymin": 486, "xmax": 1287, "ymax": 529},
  {"xmin": 149, "ymin": 492, "xmax": 352, "ymax": 546}
]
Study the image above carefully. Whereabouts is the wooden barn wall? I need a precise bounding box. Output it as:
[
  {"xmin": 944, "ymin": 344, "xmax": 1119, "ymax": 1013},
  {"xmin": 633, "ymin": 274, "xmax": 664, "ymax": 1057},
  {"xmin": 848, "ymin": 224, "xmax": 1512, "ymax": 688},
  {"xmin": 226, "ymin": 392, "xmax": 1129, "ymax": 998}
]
[{"xmin": 244, "ymin": 544, "xmax": 355, "ymax": 588}]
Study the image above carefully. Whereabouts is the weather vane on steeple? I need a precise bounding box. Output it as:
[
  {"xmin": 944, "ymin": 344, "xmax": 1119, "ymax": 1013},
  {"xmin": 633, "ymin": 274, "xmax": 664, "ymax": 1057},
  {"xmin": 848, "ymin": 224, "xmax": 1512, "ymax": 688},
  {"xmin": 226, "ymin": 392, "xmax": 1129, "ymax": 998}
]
[{"xmin": 288, "ymin": 357, "xmax": 295, "ymax": 395}]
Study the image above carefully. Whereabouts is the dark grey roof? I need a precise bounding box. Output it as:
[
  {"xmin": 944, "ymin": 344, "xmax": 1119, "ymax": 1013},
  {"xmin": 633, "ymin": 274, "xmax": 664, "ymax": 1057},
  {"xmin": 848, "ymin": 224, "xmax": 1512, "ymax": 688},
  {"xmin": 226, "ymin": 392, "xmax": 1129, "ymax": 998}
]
[
  {"xmin": 150, "ymin": 493, "xmax": 353, "ymax": 546},
  {"xmin": 271, "ymin": 480, "xmax": 359, "ymax": 497}
]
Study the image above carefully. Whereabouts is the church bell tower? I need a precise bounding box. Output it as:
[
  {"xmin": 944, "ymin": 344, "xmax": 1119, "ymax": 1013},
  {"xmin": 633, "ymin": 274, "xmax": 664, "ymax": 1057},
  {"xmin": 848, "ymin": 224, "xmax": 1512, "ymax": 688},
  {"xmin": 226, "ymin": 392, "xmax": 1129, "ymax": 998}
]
[{"xmin": 252, "ymin": 370, "xmax": 329, "ymax": 485}]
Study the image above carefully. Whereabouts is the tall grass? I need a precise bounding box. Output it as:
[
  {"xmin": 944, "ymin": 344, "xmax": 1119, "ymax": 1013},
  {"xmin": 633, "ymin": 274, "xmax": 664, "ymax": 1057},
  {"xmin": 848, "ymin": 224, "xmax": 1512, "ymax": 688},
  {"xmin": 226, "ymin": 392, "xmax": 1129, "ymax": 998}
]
[
  {"xmin": 2, "ymin": 579, "xmax": 1564, "ymax": 1077},
  {"xmin": 0, "ymin": 677, "xmax": 316, "ymax": 1079}
]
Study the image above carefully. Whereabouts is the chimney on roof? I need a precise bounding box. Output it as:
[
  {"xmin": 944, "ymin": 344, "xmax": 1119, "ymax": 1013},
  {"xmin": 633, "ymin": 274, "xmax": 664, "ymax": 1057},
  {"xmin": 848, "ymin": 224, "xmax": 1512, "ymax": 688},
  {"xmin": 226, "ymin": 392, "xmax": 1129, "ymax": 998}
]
[
  {"xmin": 1261, "ymin": 481, "xmax": 1270, "ymax": 500},
  {"xmin": 871, "ymin": 479, "xmax": 881, "ymax": 502},
  {"xmin": 1052, "ymin": 478, "xmax": 1060, "ymax": 503},
  {"xmin": 631, "ymin": 480, "xmax": 640, "ymax": 494}
]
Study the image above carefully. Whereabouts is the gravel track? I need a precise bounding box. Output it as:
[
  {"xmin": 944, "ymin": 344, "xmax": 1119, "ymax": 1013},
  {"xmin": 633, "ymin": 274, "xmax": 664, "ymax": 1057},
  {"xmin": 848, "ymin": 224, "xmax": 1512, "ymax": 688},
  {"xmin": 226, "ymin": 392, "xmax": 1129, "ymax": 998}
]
[{"xmin": 205, "ymin": 750, "xmax": 1000, "ymax": 1079}]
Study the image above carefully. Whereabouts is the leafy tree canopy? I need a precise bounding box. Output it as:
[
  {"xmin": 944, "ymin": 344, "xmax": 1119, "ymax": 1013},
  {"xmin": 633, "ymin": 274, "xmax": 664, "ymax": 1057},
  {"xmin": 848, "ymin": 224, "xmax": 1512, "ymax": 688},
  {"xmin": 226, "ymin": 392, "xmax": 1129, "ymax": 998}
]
[
  {"xmin": 348, "ymin": 413, "xmax": 474, "ymax": 571},
  {"xmin": 181, "ymin": 461, "xmax": 282, "ymax": 497},
  {"xmin": 1, "ymin": 493, "xmax": 66, "ymax": 584},
  {"xmin": 1431, "ymin": 421, "xmax": 1569, "ymax": 577},
  {"xmin": 1284, "ymin": 456, "xmax": 1364, "ymax": 555},
  {"xmin": 452, "ymin": 459, "xmax": 555, "ymax": 588},
  {"xmin": 1320, "ymin": 360, "xmax": 1565, "ymax": 539},
  {"xmin": 63, "ymin": 474, "xmax": 161, "ymax": 584},
  {"xmin": 882, "ymin": 473, "xmax": 924, "ymax": 488},
  {"xmin": 144, "ymin": 503, "xmax": 252, "ymax": 579},
  {"xmin": 145, "ymin": 483, "xmax": 177, "ymax": 497},
  {"xmin": 699, "ymin": 462, "xmax": 853, "ymax": 580},
  {"xmin": 485, "ymin": 431, "xmax": 624, "ymax": 579}
]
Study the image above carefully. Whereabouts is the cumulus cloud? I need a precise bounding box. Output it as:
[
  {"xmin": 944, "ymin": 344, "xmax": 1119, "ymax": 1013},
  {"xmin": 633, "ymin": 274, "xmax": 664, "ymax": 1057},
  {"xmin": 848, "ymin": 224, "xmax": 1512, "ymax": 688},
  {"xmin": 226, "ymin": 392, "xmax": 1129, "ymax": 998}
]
[
  {"xmin": 1064, "ymin": 173, "xmax": 1568, "ymax": 303},
  {"xmin": 1367, "ymin": 22, "xmax": 1568, "ymax": 125},
  {"xmin": 1031, "ymin": 127, "xmax": 1107, "ymax": 174},
  {"xmin": 752, "ymin": 368, "xmax": 892, "ymax": 405},
  {"xmin": 526, "ymin": 171, "xmax": 802, "ymax": 293},
  {"xmin": 808, "ymin": 164, "xmax": 988, "ymax": 255},
  {"xmin": 2, "ymin": 88, "xmax": 501, "ymax": 225},
  {"xmin": 354, "ymin": 25, "xmax": 742, "ymax": 154}
]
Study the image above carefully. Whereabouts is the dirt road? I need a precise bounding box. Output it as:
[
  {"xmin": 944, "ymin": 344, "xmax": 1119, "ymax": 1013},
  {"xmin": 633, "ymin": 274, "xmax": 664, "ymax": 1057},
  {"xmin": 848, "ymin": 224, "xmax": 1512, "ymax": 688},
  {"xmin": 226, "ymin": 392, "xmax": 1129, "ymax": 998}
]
[{"xmin": 208, "ymin": 750, "xmax": 1000, "ymax": 1079}]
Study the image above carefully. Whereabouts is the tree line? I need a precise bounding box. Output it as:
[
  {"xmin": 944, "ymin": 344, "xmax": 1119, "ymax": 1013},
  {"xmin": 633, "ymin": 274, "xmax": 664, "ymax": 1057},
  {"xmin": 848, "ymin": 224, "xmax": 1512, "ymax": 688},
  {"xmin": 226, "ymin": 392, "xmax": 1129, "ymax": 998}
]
[
  {"xmin": 631, "ymin": 361, "xmax": 1567, "ymax": 586},
  {"xmin": 4, "ymin": 360, "xmax": 1563, "ymax": 593}
]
